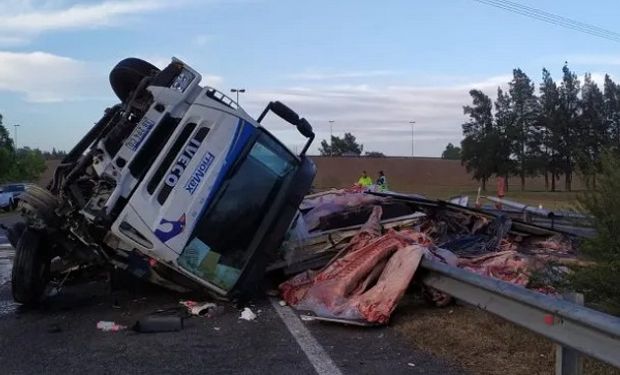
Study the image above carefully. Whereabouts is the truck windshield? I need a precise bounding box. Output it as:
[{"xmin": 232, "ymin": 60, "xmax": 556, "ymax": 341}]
[{"xmin": 178, "ymin": 131, "xmax": 296, "ymax": 291}]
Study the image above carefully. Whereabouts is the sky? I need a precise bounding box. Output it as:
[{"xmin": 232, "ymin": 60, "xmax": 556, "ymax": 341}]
[{"xmin": 1, "ymin": 0, "xmax": 620, "ymax": 157}]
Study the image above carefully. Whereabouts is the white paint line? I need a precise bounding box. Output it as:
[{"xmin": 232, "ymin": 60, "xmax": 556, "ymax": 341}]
[{"xmin": 270, "ymin": 298, "xmax": 343, "ymax": 375}]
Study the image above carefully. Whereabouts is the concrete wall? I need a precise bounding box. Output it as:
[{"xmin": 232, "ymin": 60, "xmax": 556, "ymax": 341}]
[
  {"xmin": 308, "ymin": 156, "xmax": 584, "ymax": 193},
  {"xmin": 39, "ymin": 156, "xmax": 583, "ymax": 196}
]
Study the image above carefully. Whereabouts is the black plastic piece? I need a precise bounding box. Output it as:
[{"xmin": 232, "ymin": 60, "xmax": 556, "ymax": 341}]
[
  {"xmin": 270, "ymin": 101, "xmax": 300, "ymax": 124},
  {"xmin": 128, "ymin": 115, "xmax": 180, "ymax": 180},
  {"xmin": 133, "ymin": 315, "xmax": 183, "ymax": 333},
  {"xmin": 256, "ymin": 101, "xmax": 315, "ymax": 156}
]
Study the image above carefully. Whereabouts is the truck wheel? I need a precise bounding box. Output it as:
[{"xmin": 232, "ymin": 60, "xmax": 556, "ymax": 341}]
[
  {"xmin": 10, "ymin": 198, "xmax": 17, "ymax": 210},
  {"xmin": 109, "ymin": 58, "xmax": 160, "ymax": 103},
  {"xmin": 11, "ymin": 229, "xmax": 50, "ymax": 306}
]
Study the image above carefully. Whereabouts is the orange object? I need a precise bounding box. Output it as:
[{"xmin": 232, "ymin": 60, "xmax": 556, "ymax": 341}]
[{"xmin": 496, "ymin": 177, "xmax": 506, "ymax": 198}]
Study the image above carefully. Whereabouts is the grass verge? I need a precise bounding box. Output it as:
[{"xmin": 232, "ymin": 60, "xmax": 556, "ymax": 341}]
[{"xmin": 394, "ymin": 298, "xmax": 619, "ymax": 375}]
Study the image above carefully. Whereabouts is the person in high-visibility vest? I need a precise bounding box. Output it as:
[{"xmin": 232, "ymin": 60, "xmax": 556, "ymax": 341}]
[
  {"xmin": 357, "ymin": 170, "xmax": 373, "ymax": 188},
  {"xmin": 376, "ymin": 170, "xmax": 388, "ymax": 191}
]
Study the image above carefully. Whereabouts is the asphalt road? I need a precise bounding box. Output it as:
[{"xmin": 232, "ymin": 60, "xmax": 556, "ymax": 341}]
[{"xmin": 0, "ymin": 214, "xmax": 465, "ymax": 375}]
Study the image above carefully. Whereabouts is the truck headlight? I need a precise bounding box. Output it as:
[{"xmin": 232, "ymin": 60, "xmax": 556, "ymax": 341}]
[{"xmin": 170, "ymin": 68, "xmax": 195, "ymax": 93}]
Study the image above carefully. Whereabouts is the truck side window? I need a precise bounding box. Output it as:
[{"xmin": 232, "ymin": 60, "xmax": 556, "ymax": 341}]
[{"xmin": 178, "ymin": 132, "xmax": 296, "ymax": 290}]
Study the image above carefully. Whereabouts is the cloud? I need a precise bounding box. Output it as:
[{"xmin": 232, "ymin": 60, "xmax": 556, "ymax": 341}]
[
  {"xmin": 0, "ymin": 0, "xmax": 174, "ymax": 42},
  {"xmin": 192, "ymin": 34, "xmax": 211, "ymax": 47},
  {"xmin": 0, "ymin": 51, "xmax": 99, "ymax": 102},
  {"xmin": 240, "ymin": 76, "xmax": 511, "ymax": 156},
  {"xmin": 0, "ymin": 51, "xmax": 227, "ymax": 103},
  {"xmin": 288, "ymin": 69, "xmax": 399, "ymax": 81}
]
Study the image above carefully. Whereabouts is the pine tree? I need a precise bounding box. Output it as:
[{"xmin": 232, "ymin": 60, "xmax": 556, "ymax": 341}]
[
  {"xmin": 578, "ymin": 73, "xmax": 606, "ymax": 187},
  {"xmin": 493, "ymin": 87, "xmax": 515, "ymax": 181},
  {"xmin": 508, "ymin": 69, "xmax": 540, "ymax": 190},
  {"xmin": 461, "ymin": 89, "xmax": 498, "ymax": 190},
  {"xmin": 558, "ymin": 63, "xmax": 581, "ymax": 191},
  {"xmin": 603, "ymin": 75, "xmax": 620, "ymax": 152},
  {"xmin": 538, "ymin": 68, "xmax": 562, "ymax": 191}
]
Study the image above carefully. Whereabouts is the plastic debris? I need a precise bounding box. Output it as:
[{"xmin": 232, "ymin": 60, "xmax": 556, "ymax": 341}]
[
  {"xmin": 96, "ymin": 321, "xmax": 126, "ymax": 332},
  {"xmin": 180, "ymin": 300, "xmax": 217, "ymax": 316},
  {"xmin": 239, "ymin": 307, "xmax": 257, "ymax": 321}
]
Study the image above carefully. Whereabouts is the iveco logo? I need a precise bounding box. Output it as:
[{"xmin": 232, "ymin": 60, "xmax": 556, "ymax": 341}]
[
  {"xmin": 165, "ymin": 138, "xmax": 201, "ymax": 188},
  {"xmin": 157, "ymin": 126, "xmax": 210, "ymax": 204}
]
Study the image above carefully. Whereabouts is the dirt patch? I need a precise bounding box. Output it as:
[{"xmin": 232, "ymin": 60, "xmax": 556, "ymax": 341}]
[{"xmin": 393, "ymin": 297, "xmax": 619, "ymax": 375}]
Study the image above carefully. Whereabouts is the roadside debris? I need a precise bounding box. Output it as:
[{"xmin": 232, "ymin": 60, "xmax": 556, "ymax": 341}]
[
  {"xmin": 239, "ymin": 307, "xmax": 257, "ymax": 321},
  {"xmin": 275, "ymin": 189, "xmax": 584, "ymax": 325},
  {"xmin": 180, "ymin": 300, "xmax": 218, "ymax": 316},
  {"xmin": 96, "ymin": 321, "xmax": 127, "ymax": 332}
]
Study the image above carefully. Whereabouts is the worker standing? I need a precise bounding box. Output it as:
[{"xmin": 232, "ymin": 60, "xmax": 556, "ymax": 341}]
[
  {"xmin": 376, "ymin": 170, "xmax": 388, "ymax": 191},
  {"xmin": 357, "ymin": 170, "xmax": 373, "ymax": 188}
]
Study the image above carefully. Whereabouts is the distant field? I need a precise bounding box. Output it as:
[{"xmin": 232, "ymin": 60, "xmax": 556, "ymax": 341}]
[{"xmin": 311, "ymin": 156, "xmax": 583, "ymax": 211}]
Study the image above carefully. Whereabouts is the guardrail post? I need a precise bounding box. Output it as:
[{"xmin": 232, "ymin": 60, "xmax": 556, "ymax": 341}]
[{"xmin": 555, "ymin": 292, "xmax": 584, "ymax": 375}]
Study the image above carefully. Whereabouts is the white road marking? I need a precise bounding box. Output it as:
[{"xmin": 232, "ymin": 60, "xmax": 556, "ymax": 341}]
[{"xmin": 270, "ymin": 298, "xmax": 343, "ymax": 375}]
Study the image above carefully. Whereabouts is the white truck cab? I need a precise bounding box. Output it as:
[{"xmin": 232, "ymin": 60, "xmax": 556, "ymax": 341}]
[{"xmin": 11, "ymin": 57, "xmax": 316, "ymax": 304}]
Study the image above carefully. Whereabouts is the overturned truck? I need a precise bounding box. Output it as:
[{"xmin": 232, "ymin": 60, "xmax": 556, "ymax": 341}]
[{"xmin": 9, "ymin": 57, "xmax": 316, "ymax": 305}]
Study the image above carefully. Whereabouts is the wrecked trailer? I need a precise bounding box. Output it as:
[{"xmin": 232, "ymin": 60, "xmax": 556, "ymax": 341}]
[
  {"xmin": 9, "ymin": 57, "xmax": 316, "ymax": 305},
  {"xmin": 272, "ymin": 190, "xmax": 585, "ymax": 324}
]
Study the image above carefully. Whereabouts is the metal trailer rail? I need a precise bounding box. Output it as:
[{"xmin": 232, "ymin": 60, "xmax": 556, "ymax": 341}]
[{"xmin": 420, "ymin": 258, "xmax": 620, "ymax": 373}]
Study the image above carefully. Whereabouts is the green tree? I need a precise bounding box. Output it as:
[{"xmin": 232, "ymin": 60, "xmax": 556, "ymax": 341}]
[
  {"xmin": 558, "ymin": 63, "xmax": 581, "ymax": 191},
  {"xmin": 365, "ymin": 151, "xmax": 385, "ymax": 157},
  {"xmin": 603, "ymin": 74, "xmax": 620, "ymax": 152},
  {"xmin": 0, "ymin": 116, "xmax": 15, "ymax": 182},
  {"xmin": 0, "ymin": 113, "xmax": 46, "ymax": 183},
  {"xmin": 441, "ymin": 143, "xmax": 462, "ymax": 159},
  {"xmin": 508, "ymin": 69, "xmax": 540, "ymax": 190},
  {"xmin": 461, "ymin": 89, "xmax": 499, "ymax": 190},
  {"xmin": 538, "ymin": 68, "xmax": 563, "ymax": 191},
  {"xmin": 14, "ymin": 147, "xmax": 46, "ymax": 181},
  {"xmin": 573, "ymin": 152, "xmax": 620, "ymax": 314},
  {"xmin": 577, "ymin": 73, "xmax": 606, "ymax": 187},
  {"xmin": 493, "ymin": 87, "xmax": 516, "ymax": 180},
  {"xmin": 319, "ymin": 132, "xmax": 364, "ymax": 156}
]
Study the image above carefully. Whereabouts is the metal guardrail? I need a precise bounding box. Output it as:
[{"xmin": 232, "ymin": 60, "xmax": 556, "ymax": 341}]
[{"xmin": 420, "ymin": 258, "xmax": 620, "ymax": 372}]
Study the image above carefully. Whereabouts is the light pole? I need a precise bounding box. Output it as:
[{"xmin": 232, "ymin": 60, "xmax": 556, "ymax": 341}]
[
  {"xmin": 13, "ymin": 124, "xmax": 20, "ymax": 152},
  {"xmin": 409, "ymin": 121, "xmax": 416, "ymax": 157},
  {"xmin": 328, "ymin": 120, "xmax": 335, "ymax": 156},
  {"xmin": 230, "ymin": 88, "xmax": 246, "ymax": 105}
]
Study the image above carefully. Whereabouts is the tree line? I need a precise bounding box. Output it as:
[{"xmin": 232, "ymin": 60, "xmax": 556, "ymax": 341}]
[
  {"xmin": 0, "ymin": 114, "xmax": 48, "ymax": 183},
  {"xmin": 318, "ymin": 133, "xmax": 385, "ymax": 157},
  {"xmin": 461, "ymin": 63, "xmax": 620, "ymax": 191}
]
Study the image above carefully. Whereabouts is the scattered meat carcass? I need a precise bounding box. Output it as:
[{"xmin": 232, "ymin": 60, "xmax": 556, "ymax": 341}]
[{"xmin": 275, "ymin": 190, "xmax": 583, "ymax": 324}]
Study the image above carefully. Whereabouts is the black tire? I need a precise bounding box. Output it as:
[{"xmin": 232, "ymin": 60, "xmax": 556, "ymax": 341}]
[
  {"xmin": 19, "ymin": 185, "xmax": 59, "ymax": 228},
  {"xmin": 11, "ymin": 229, "xmax": 50, "ymax": 306},
  {"xmin": 109, "ymin": 58, "xmax": 160, "ymax": 103},
  {"xmin": 10, "ymin": 198, "xmax": 17, "ymax": 210},
  {"xmin": 6, "ymin": 222, "xmax": 25, "ymax": 248}
]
